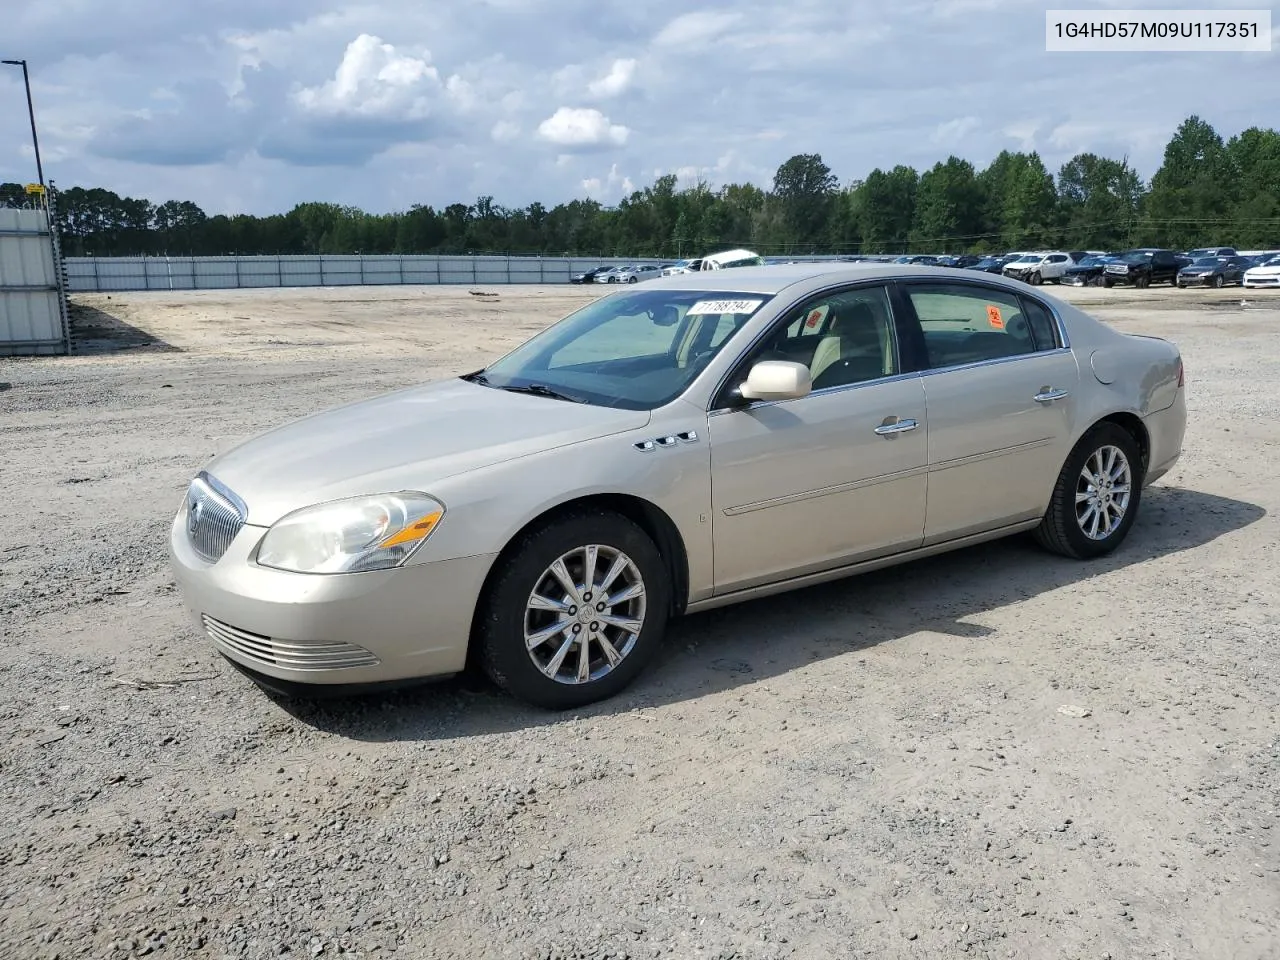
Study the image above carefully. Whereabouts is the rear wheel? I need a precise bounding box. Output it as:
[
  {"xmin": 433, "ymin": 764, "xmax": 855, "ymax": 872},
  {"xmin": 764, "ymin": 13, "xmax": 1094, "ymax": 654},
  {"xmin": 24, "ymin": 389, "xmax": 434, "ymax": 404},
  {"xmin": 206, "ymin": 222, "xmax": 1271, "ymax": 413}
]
[
  {"xmin": 1035, "ymin": 423, "xmax": 1143, "ymax": 560},
  {"xmin": 476, "ymin": 509, "xmax": 670, "ymax": 709}
]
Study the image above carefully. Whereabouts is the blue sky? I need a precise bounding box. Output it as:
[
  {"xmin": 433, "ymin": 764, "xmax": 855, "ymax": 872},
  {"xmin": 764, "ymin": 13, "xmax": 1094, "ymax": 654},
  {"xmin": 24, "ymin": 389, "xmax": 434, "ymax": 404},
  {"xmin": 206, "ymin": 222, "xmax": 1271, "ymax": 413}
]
[{"xmin": 1, "ymin": 0, "xmax": 1276, "ymax": 214}]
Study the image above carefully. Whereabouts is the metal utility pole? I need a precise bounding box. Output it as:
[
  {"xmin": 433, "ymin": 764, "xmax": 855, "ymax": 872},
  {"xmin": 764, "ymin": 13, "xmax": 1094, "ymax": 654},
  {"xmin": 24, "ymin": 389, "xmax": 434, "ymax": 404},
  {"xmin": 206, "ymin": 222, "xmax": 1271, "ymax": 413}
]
[{"xmin": 2, "ymin": 59, "xmax": 44, "ymax": 187}]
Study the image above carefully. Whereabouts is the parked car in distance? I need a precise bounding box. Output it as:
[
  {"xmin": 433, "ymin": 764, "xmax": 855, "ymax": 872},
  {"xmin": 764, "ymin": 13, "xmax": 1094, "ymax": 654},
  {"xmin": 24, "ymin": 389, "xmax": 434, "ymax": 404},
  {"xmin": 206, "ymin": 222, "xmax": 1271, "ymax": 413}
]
[
  {"xmin": 569, "ymin": 266, "xmax": 611, "ymax": 284},
  {"xmin": 663, "ymin": 258, "xmax": 701, "ymax": 276},
  {"xmin": 1242, "ymin": 255, "xmax": 1280, "ymax": 288},
  {"xmin": 1177, "ymin": 255, "xmax": 1251, "ymax": 288},
  {"xmin": 613, "ymin": 264, "xmax": 662, "ymax": 284},
  {"xmin": 170, "ymin": 263, "xmax": 1187, "ymax": 710},
  {"xmin": 594, "ymin": 266, "xmax": 628, "ymax": 283},
  {"xmin": 1060, "ymin": 254, "xmax": 1117, "ymax": 287},
  {"xmin": 1184, "ymin": 247, "xmax": 1237, "ymax": 259},
  {"xmin": 967, "ymin": 255, "xmax": 1012, "ymax": 274},
  {"xmin": 893, "ymin": 255, "xmax": 940, "ymax": 265},
  {"xmin": 697, "ymin": 249, "xmax": 766, "ymax": 270},
  {"xmin": 1102, "ymin": 249, "xmax": 1183, "ymax": 287},
  {"xmin": 1002, "ymin": 251, "xmax": 1074, "ymax": 285}
]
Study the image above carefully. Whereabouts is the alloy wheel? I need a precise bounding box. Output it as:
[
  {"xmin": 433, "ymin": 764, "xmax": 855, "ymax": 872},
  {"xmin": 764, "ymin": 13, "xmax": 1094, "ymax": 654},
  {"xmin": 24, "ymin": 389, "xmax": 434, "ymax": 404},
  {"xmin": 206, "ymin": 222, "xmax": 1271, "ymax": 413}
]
[
  {"xmin": 1075, "ymin": 445, "xmax": 1132, "ymax": 541},
  {"xmin": 523, "ymin": 544, "xmax": 647, "ymax": 684}
]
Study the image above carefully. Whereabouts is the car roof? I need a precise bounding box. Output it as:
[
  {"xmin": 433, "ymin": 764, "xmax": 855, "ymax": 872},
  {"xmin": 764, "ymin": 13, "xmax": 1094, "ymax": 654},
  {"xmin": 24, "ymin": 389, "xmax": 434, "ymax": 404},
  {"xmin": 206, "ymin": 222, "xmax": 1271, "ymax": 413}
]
[{"xmin": 641, "ymin": 262, "xmax": 1050, "ymax": 295}]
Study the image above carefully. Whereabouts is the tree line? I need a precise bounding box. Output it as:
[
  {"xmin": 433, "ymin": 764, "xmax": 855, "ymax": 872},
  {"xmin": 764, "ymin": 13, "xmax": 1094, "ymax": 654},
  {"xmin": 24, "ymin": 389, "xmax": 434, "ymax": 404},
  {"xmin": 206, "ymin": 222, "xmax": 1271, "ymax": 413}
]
[{"xmin": 3, "ymin": 115, "xmax": 1276, "ymax": 258}]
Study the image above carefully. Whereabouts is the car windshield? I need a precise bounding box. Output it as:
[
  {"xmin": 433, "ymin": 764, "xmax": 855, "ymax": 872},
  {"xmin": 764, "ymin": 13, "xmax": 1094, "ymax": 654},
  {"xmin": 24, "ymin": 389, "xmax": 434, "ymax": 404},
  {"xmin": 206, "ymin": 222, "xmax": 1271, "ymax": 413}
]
[
  {"xmin": 1118, "ymin": 252, "xmax": 1153, "ymax": 262},
  {"xmin": 1076, "ymin": 256, "xmax": 1105, "ymax": 266},
  {"xmin": 1013, "ymin": 254, "xmax": 1041, "ymax": 263},
  {"xmin": 1191, "ymin": 257, "xmax": 1221, "ymax": 266},
  {"xmin": 469, "ymin": 289, "xmax": 773, "ymax": 410}
]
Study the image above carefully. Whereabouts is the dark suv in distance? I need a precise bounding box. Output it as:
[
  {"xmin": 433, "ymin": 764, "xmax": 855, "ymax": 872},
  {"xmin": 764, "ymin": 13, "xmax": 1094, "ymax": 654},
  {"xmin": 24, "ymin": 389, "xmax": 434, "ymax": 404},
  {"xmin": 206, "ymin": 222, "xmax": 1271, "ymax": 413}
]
[{"xmin": 1102, "ymin": 248, "xmax": 1183, "ymax": 288}]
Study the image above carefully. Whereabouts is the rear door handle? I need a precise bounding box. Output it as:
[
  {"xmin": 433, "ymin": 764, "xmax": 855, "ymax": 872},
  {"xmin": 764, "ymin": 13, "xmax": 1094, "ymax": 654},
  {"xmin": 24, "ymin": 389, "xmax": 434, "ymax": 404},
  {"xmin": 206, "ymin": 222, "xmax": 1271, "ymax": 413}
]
[
  {"xmin": 874, "ymin": 418, "xmax": 918, "ymax": 436},
  {"xmin": 1034, "ymin": 389, "xmax": 1069, "ymax": 403}
]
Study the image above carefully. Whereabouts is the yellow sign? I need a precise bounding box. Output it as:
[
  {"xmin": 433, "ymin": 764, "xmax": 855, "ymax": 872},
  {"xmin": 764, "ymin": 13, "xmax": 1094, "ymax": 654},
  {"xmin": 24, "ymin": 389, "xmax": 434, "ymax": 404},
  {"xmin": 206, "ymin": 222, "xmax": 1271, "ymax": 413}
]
[{"xmin": 24, "ymin": 183, "xmax": 45, "ymax": 195}]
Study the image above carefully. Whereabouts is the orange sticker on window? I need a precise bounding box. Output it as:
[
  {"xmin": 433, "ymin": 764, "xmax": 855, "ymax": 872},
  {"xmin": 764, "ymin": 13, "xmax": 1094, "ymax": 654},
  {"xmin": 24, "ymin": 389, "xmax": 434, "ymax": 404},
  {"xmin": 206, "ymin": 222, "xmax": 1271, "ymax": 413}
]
[{"xmin": 987, "ymin": 305, "xmax": 1004, "ymax": 328}]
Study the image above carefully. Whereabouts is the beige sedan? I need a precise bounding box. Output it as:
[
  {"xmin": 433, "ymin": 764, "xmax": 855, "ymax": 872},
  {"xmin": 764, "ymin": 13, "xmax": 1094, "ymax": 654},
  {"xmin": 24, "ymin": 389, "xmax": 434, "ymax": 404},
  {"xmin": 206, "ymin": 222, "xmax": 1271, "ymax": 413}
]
[{"xmin": 170, "ymin": 264, "xmax": 1187, "ymax": 709}]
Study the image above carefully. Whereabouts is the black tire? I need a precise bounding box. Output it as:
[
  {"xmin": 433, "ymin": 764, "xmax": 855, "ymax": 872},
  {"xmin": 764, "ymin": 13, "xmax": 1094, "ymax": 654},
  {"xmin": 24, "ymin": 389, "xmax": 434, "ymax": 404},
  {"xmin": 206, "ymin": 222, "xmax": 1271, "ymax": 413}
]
[
  {"xmin": 1213, "ymin": 274, "xmax": 1224, "ymax": 288},
  {"xmin": 1030, "ymin": 271, "xmax": 1042, "ymax": 285},
  {"xmin": 476, "ymin": 509, "xmax": 671, "ymax": 710},
  {"xmin": 1034, "ymin": 422, "xmax": 1144, "ymax": 560},
  {"xmin": 1102, "ymin": 277, "xmax": 1113, "ymax": 288},
  {"xmin": 1135, "ymin": 273, "xmax": 1149, "ymax": 289}
]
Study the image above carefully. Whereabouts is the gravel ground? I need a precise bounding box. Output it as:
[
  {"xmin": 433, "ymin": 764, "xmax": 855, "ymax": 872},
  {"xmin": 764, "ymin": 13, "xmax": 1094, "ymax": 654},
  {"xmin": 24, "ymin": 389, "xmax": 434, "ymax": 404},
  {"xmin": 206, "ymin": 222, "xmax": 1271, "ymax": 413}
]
[{"xmin": 1, "ymin": 283, "xmax": 1278, "ymax": 960}]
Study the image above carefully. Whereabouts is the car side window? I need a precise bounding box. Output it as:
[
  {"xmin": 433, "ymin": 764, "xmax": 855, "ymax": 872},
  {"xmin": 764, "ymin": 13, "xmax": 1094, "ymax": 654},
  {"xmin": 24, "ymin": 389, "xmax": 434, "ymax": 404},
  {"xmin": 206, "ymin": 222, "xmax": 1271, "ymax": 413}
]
[
  {"xmin": 903, "ymin": 283, "xmax": 1035, "ymax": 368},
  {"xmin": 1020, "ymin": 297, "xmax": 1061, "ymax": 351},
  {"xmin": 742, "ymin": 284, "xmax": 899, "ymax": 391},
  {"xmin": 1048, "ymin": 255, "xmax": 1068, "ymax": 263}
]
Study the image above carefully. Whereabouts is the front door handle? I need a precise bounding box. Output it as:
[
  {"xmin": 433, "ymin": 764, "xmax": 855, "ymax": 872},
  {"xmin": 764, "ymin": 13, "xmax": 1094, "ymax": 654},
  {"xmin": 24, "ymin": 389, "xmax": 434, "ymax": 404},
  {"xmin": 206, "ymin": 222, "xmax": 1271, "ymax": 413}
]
[
  {"xmin": 1034, "ymin": 388, "xmax": 1069, "ymax": 403},
  {"xmin": 874, "ymin": 418, "xmax": 918, "ymax": 436}
]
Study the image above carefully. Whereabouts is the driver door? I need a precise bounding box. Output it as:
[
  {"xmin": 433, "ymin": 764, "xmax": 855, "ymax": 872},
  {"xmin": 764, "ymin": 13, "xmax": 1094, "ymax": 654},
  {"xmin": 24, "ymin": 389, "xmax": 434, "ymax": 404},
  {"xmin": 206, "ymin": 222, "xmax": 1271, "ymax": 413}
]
[{"xmin": 707, "ymin": 283, "xmax": 928, "ymax": 594}]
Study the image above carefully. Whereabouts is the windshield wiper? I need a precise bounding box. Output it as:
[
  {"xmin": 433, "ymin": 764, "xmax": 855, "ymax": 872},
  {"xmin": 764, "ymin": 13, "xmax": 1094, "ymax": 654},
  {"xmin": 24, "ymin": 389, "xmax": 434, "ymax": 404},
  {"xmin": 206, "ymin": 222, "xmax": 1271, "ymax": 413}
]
[
  {"xmin": 498, "ymin": 382, "xmax": 587, "ymax": 403},
  {"xmin": 460, "ymin": 370, "xmax": 489, "ymax": 384}
]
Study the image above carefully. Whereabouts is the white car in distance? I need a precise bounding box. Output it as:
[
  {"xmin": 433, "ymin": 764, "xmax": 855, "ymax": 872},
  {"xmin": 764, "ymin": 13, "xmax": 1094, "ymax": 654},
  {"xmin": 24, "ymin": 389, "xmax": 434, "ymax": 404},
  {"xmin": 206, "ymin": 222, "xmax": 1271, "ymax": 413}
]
[
  {"xmin": 1002, "ymin": 251, "xmax": 1075, "ymax": 285},
  {"xmin": 1242, "ymin": 255, "xmax": 1280, "ymax": 289}
]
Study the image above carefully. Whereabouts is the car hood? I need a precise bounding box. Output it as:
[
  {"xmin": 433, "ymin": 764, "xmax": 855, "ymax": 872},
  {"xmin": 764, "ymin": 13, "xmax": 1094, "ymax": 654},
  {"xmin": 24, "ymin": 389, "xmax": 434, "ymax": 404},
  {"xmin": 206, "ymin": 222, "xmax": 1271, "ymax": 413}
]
[
  {"xmin": 1246, "ymin": 265, "xmax": 1280, "ymax": 276},
  {"xmin": 202, "ymin": 378, "xmax": 652, "ymax": 526}
]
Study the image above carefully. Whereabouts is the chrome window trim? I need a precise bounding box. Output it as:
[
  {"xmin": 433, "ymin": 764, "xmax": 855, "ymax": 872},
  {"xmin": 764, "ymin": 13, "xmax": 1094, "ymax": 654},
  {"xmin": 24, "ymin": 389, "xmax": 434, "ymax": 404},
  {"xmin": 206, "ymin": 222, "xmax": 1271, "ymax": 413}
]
[{"xmin": 916, "ymin": 346, "xmax": 1074, "ymax": 379}]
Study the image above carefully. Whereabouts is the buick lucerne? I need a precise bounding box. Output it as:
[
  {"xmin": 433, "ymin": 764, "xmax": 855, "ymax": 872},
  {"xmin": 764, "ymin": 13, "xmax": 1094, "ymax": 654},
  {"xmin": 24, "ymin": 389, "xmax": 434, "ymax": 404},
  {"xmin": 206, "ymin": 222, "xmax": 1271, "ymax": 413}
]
[{"xmin": 170, "ymin": 264, "xmax": 1187, "ymax": 709}]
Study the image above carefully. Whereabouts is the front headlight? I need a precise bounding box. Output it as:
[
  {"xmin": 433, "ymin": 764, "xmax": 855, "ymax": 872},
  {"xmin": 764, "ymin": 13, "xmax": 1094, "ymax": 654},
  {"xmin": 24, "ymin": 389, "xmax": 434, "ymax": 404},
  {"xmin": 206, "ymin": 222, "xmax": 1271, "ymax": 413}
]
[{"xmin": 256, "ymin": 493, "xmax": 445, "ymax": 574}]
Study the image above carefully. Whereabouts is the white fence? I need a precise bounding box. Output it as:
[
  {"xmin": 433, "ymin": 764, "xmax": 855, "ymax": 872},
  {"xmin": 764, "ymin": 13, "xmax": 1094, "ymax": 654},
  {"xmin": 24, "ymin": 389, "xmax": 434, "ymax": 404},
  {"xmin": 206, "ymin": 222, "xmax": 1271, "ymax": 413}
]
[
  {"xmin": 1, "ymin": 207, "xmax": 69, "ymax": 356},
  {"xmin": 63, "ymin": 255, "xmax": 675, "ymax": 292}
]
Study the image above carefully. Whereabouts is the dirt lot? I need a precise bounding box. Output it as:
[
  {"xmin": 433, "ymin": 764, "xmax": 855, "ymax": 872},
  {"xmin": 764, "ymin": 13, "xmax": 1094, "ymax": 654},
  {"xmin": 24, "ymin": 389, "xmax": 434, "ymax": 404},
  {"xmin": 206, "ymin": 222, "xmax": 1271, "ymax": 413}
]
[{"xmin": 2, "ymin": 282, "xmax": 1278, "ymax": 960}]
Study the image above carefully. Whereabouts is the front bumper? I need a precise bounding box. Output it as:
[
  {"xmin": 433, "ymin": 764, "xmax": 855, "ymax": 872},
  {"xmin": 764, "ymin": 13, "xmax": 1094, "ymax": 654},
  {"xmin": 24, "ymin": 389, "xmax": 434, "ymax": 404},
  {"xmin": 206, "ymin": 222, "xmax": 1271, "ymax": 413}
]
[
  {"xmin": 169, "ymin": 511, "xmax": 496, "ymax": 686},
  {"xmin": 1177, "ymin": 274, "xmax": 1214, "ymax": 286},
  {"xmin": 1243, "ymin": 277, "xmax": 1280, "ymax": 288}
]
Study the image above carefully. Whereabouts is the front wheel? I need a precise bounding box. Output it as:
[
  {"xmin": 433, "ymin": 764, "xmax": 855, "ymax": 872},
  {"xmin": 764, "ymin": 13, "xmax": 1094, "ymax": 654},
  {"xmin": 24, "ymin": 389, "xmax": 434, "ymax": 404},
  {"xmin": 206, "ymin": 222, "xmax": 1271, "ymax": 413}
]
[
  {"xmin": 1214, "ymin": 274, "xmax": 1224, "ymax": 288},
  {"xmin": 1035, "ymin": 423, "xmax": 1143, "ymax": 560},
  {"xmin": 476, "ymin": 509, "xmax": 670, "ymax": 709},
  {"xmin": 1135, "ymin": 273, "xmax": 1150, "ymax": 288},
  {"xmin": 1029, "ymin": 271, "xmax": 1042, "ymax": 285}
]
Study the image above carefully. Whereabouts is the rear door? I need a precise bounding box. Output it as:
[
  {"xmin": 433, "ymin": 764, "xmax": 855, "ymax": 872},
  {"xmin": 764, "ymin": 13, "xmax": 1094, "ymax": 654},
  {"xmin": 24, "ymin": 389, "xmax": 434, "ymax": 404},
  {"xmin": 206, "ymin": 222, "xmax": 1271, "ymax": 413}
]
[{"xmin": 895, "ymin": 280, "xmax": 1081, "ymax": 544}]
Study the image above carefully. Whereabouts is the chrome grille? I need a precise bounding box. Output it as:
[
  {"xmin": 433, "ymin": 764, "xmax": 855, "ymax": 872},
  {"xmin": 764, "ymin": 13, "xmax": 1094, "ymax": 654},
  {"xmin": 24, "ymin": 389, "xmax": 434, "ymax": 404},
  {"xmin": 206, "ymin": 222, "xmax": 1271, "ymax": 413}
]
[
  {"xmin": 186, "ymin": 472, "xmax": 246, "ymax": 563},
  {"xmin": 202, "ymin": 615, "xmax": 380, "ymax": 671}
]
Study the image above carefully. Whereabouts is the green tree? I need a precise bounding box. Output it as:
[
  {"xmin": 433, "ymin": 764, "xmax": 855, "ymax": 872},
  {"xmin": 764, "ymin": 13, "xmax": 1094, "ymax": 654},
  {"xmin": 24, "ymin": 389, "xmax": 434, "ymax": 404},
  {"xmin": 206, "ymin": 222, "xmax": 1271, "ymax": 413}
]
[
  {"xmin": 771, "ymin": 153, "xmax": 838, "ymax": 249},
  {"xmin": 1144, "ymin": 116, "xmax": 1240, "ymax": 248},
  {"xmin": 857, "ymin": 165, "xmax": 918, "ymax": 253},
  {"xmin": 1056, "ymin": 153, "xmax": 1145, "ymax": 249},
  {"xmin": 910, "ymin": 157, "xmax": 983, "ymax": 251}
]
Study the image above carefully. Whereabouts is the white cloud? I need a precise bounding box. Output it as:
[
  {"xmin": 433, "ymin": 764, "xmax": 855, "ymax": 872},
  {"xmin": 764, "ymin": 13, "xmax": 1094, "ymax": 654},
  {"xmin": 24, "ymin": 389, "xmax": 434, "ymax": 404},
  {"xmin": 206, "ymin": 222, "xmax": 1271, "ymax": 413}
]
[
  {"xmin": 654, "ymin": 11, "xmax": 742, "ymax": 46},
  {"xmin": 294, "ymin": 34, "xmax": 439, "ymax": 119},
  {"xmin": 1003, "ymin": 121, "xmax": 1040, "ymax": 151},
  {"xmin": 5, "ymin": 0, "xmax": 1277, "ymax": 217},
  {"xmin": 582, "ymin": 163, "xmax": 634, "ymax": 199},
  {"xmin": 491, "ymin": 120, "xmax": 520, "ymax": 142},
  {"xmin": 931, "ymin": 116, "xmax": 980, "ymax": 146},
  {"xmin": 587, "ymin": 58, "xmax": 637, "ymax": 98},
  {"xmin": 537, "ymin": 107, "xmax": 629, "ymax": 148}
]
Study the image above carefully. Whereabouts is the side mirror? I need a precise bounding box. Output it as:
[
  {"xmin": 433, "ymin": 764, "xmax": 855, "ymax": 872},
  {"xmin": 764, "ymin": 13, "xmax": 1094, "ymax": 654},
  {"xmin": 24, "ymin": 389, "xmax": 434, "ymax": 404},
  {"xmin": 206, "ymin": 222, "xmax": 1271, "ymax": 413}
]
[{"xmin": 738, "ymin": 360, "xmax": 812, "ymax": 402}]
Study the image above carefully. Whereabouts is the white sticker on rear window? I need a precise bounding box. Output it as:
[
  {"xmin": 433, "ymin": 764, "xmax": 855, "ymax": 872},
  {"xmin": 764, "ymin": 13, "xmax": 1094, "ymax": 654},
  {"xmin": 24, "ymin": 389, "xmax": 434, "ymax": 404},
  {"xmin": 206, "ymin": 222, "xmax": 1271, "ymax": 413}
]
[{"xmin": 687, "ymin": 299, "xmax": 763, "ymax": 315}]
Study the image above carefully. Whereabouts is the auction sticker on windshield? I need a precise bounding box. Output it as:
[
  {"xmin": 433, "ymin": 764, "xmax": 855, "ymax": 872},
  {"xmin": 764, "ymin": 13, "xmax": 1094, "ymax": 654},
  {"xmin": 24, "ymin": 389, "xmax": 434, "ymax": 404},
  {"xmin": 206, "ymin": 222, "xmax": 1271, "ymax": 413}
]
[{"xmin": 687, "ymin": 299, "xmax": 763, "ymax": 315}]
